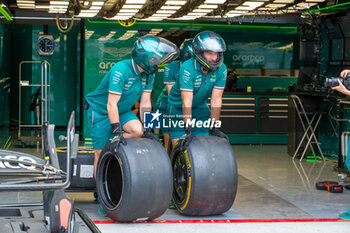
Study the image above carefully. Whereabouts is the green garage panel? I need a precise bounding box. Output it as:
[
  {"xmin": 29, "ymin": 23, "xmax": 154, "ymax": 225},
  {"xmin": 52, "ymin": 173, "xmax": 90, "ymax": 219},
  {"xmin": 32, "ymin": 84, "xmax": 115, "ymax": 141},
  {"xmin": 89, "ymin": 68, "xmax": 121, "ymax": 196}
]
[
  {"xmin": 0, "ymin": 23, "xmax": 11, "ymax": 147},
  {"xmin": 9, "ymin": 24, "xmax": 81, "ymax": 130}
]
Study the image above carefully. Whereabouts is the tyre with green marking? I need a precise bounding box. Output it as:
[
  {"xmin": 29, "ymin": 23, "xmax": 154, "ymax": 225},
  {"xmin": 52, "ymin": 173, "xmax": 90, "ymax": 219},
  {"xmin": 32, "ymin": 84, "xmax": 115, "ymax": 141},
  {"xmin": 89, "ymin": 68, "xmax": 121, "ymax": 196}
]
[
  {"xmin": 96, "ymin": 138, "xmax": 173, "ymax": 222},
  {"xmin": 171, "ymin": 136, "xmax": 237, "ymax": 215}
]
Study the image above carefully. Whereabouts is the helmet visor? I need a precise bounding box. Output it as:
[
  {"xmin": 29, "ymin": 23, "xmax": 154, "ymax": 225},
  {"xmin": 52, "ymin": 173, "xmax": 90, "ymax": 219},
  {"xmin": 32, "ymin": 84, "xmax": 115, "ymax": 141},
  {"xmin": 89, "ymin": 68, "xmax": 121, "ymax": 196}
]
[
  {"xmin": 200, "ymin": 38, "xmax": 226, "ymax": 52},
  {"xmin": 157, "ymin": 38, "xmax": 180, "ymax": 65}
]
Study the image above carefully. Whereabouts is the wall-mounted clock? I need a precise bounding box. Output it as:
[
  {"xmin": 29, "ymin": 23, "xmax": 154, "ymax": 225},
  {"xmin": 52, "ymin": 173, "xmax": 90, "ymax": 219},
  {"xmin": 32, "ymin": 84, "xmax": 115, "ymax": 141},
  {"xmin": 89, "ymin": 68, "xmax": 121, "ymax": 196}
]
[{"xmin": 36, "ymin": 34, "xmax": 55, "ymax": 57}]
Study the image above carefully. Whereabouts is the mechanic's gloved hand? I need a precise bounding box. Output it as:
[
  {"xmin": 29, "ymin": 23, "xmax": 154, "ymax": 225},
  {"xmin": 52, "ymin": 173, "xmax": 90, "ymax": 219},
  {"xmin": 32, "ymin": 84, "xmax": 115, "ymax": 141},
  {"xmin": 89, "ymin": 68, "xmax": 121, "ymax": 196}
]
[
  {"xmin": 179, "ymin": 125, "xmax": 193, "ymax": 150},
  {"xmin": 110, "ymin": 123, "xmax": 127, "ymax": 153},
  {"xmin": 144, "ymin": 128, "xmax": 161, "ymax": 143},
  {"xmin": 211, "ymin": 126, "xmax": 229, "ymax": 141}
]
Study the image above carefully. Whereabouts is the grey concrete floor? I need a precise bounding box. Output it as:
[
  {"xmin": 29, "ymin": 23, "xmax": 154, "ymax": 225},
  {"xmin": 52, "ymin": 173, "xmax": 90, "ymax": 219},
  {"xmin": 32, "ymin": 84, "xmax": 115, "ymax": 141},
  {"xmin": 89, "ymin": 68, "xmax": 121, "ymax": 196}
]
[{"xmin": 1, "ymin": 143, "xmax": 350, "ymax": 232}]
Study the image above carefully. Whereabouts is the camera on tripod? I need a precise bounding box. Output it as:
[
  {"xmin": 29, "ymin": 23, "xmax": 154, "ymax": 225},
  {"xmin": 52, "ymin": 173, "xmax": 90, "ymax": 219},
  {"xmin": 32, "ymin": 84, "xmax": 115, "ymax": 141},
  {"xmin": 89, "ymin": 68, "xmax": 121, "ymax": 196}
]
[{"xmin": 324, "ymin": 73, "xmax": 350, "ymax": 90}]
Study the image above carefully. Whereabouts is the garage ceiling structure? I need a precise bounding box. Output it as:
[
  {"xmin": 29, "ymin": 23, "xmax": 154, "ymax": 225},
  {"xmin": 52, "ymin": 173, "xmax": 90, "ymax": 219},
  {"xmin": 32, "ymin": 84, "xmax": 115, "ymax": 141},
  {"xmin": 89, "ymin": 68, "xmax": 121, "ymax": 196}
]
[{"xmin": 1, "ymin": 0, "xmax": 350, "ymax": 23}]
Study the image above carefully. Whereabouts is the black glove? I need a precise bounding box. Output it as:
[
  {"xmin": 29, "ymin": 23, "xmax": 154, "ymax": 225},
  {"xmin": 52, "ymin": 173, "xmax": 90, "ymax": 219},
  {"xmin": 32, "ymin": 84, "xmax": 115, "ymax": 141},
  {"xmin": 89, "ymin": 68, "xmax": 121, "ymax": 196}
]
[
  {"xmin": 110, "ymin": 123, "xmax": 127, "ymax": 153},
  {"xmin": 179, "ymin": 125, "xmax": 193, "ymax": 150},
  {"xmin": 211, "ymin": 126, "xmax": 229, "ymax": 141},
  {"xmin": 144, "ymin": 129, "xmax": 161, "ymax": 143}
]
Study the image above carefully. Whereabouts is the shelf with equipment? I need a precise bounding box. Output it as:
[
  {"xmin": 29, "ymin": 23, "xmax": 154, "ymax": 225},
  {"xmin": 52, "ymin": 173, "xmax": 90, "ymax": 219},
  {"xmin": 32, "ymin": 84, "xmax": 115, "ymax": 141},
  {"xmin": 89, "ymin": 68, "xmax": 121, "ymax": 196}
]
[{"xmin": 18, "ymin": 60, "xmax": 51, "ymax": 146}]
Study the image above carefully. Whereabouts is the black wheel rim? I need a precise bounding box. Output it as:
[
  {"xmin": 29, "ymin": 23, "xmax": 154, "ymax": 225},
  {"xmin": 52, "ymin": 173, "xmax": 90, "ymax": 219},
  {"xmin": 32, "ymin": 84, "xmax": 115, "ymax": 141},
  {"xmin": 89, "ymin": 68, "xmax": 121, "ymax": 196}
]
[
  {"xmin": 100, "ymin": 153, "xmax": 123, "ymax": 208},
  {"xmin": 173, "ymin": 152, "xmax": 188, "ymax": 203}
]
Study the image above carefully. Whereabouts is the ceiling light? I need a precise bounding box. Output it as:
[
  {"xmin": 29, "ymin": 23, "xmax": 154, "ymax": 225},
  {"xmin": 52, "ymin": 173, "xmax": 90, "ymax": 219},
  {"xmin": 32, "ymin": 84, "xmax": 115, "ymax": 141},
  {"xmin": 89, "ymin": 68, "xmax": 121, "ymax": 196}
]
[
  {"xmin": 266, "ymin": 3, "xmax": 286, "ymax": 8},
  {"xmin": 117, "ymin": 13, "xmax": 136, "ymax": 16},
  {"xmin": 206, "ymin": 15, "xmax": 223, "ymax": 18},
  {"xmin": 226, "ymin": 13, "xmax": 243, "ymax": 17},
  {"xmin": 50, "ymin": 1, "xmax": 69, "ymax": 5},
  {"xmin": 75, "ymin": 1, "xmax": 103, "ymax": 17},
  {"xmin": 109, "ymin": 16, "xmax": 131, "ymax": 20},
  {"xmin": 146, "ymin": 18, "xmax": 165, "ymax": 21},
  {"xmin": 273, "ymin": 0, "xmax": 294, "ymax": 3},
  {"xmin": 88, "ymin": 6, "xmax": 103, "ymax": 10},
  {"xmin": 256, "ymin": 7, "xmax": 273, "ymax": 10},
  {"xmin": 161, "ymin": 5, "xmax": 182, "ymax": 10},
  {"xmin": 243, "ymin": 1, "xmax": 264, "ymax": 7},
  {"xmin": 120, "ymin": 9, "xmax": 139, "ymax": 12},
  {"xmin": 19, "ymin": 5, "xmax": 35, "ymax": 9},
  {"xmin": 305, "ymin": 0, "xmax": 325, "ymax": 2},
  {"xmin": 236, "ymin": 6, "xmax": 256, "ymax": 10},
  {"xmin": 297, "ymin": 2, "xmax": 318, "ymax": 8},
  {"xmin": 125, "ymin": 0, "xmax": 147, "ymax": 3},
  {"xmin": 35, "ymin": 5, "xmax": 50, "ymax": 9},
  {"xmin": 287, "ymin": 6, "xmax": 304, "ymax": 10},
  {"xmin": 193, "ymin": 9, "xmax": 212, "ymax": 13},
  {"xmin": 174, "ymin": 17, "xmax": 197, "ymax": 20},
  {"xmin": 76, "ymin": 13, "xmax": 97, "ymax": 17},
  {"xmin": 227, "ymin": 10, "xmax": 247, "ymax": 14},
  {"xmin": 156, "ymin": 10, "xmax": 176, "ymax": 14},
  {"xmin": 165, "ymin": 1, "xmax": 187, "ymax": 5},
  {"xmin": 49, "ymin": 6, "xmax": 67, "ymax": 12},
  {"xmin": 187, "ymin": 12, "xmax": 207, "ymax": 16},
  {"xmin": 204, "ymin": 0, "xmax": 226, "ymax": 4},
  {"xmin": 198, "ymin": 4, "xmax": 218, "ymax": 9},
  {"xmin": 80, "ymin": 10, "xmax": 100, "ymax": 13},
  {"xmin": 152, "ymin": 14, "xmax": 172, "ymax": 17},
  {"xmin": 17, "ymin": 0, "xmax": 35, "ymax": 9},
  {"xmin": 286, "ymin": 9, "xmax": 298, "ymax": 13},
  {"xmin": 122, "ymin": 4, "xmax": 143, "ymax": 9},
  {"xmin": 49, "ymin": 10, "xmax": 66, "ymax": 13},
  {"xmin": 91, "ymin": 2, "xmax": 104, "ymax": 6}
]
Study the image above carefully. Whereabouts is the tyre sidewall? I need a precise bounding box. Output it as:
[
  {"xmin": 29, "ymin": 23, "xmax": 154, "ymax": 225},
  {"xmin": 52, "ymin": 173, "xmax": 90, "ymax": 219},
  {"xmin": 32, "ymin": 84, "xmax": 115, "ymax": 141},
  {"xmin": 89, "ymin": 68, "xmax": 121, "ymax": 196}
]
[
  {"xmin": 96, "ymin": 142, "xmax": 131, "ymax": 221},
  {"xmin": 170, "ymin": 141, "xmax": 195, "ymax": 214}
]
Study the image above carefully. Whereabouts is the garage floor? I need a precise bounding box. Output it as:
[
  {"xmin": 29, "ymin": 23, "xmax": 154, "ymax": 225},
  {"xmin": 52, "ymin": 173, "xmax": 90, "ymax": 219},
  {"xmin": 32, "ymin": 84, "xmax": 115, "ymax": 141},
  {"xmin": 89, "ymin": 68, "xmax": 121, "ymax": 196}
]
[{"xmin": 1, "ymin": 144, "xmax": 350, "ymax": 232}]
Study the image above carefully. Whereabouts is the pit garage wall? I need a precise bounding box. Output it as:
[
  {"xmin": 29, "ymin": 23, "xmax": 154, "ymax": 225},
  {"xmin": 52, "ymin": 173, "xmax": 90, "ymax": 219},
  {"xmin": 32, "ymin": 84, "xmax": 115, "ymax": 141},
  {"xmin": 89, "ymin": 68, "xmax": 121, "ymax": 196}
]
[
  {"xmin": 0, "ymin": 24, "xmax": 11, "ymax": 147},
  {"xmin": 82, "ymin": 19, "xmax": 299, "ymax": 140},
  {"xmin": 9, "ymin": 24, "xmax": 81, "ymax": 130}
]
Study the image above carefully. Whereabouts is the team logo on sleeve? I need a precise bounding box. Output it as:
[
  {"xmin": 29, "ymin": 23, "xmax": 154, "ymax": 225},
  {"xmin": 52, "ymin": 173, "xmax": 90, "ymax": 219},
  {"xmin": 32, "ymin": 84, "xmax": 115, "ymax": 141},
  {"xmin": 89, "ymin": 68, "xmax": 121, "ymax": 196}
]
[{"xmin": 143, "ymin": 110, "xmax": 161, "ymax": 129}]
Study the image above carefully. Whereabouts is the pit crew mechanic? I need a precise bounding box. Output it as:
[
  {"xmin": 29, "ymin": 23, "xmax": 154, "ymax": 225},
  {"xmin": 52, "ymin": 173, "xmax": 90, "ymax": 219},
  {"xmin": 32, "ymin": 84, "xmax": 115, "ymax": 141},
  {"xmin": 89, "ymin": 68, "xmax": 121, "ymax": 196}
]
[
  {"xmin": 85, "ymin": 36, "xmax": 179, "ymax": 177},
  {"xmin": 167, "ymin": 31, "xmax": 229, "ymax": 147}
]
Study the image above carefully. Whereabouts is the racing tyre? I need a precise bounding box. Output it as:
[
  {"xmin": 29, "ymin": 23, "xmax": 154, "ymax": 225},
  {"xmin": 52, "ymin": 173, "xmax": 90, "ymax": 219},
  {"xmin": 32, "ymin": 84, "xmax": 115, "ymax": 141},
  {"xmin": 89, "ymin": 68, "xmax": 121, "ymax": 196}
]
[
  {"xmin": 96, "ymin": 138, "xmax": 172, "ymax": 222},
  {"xmin": 171, "ymin": 136, "xmax": 237, "ymax": 216}
]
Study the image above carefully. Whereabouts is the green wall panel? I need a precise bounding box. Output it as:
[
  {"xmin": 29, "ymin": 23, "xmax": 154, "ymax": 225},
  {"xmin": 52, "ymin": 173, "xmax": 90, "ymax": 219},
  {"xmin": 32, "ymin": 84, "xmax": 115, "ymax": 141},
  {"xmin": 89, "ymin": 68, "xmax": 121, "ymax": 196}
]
[
  {"xmin": 10, "ymin": 24, "xmax": 81, "ymax": 128},
  {"xmin": 221, "ymin": 33, "xmax": 298, "ymax": 69},
  {"xmin": 10, "ymin": 24, "xmax": 33, "ymax": 127},
  {"xmin": 31, "ymin": 25, "xmax": 81, "ymax": 126},
  {"xmin": 0, "ymin": 24, "xmax": 11, "ymax": 147}
]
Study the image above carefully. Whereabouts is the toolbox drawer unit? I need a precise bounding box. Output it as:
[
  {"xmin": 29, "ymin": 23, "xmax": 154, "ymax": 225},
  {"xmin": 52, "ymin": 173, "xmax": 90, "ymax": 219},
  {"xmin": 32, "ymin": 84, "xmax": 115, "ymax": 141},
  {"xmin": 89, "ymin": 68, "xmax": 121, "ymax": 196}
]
[
  {"xmin": 258, "ymin": 97, "xmax": 289, "ymax": 134},
  {"xmin": 208, "ymin": 95, "xmax": 289, "ymax": 144},
  {"xmin": 208, "ymin": 97, "xmax": 256, "ymax": 134}
]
